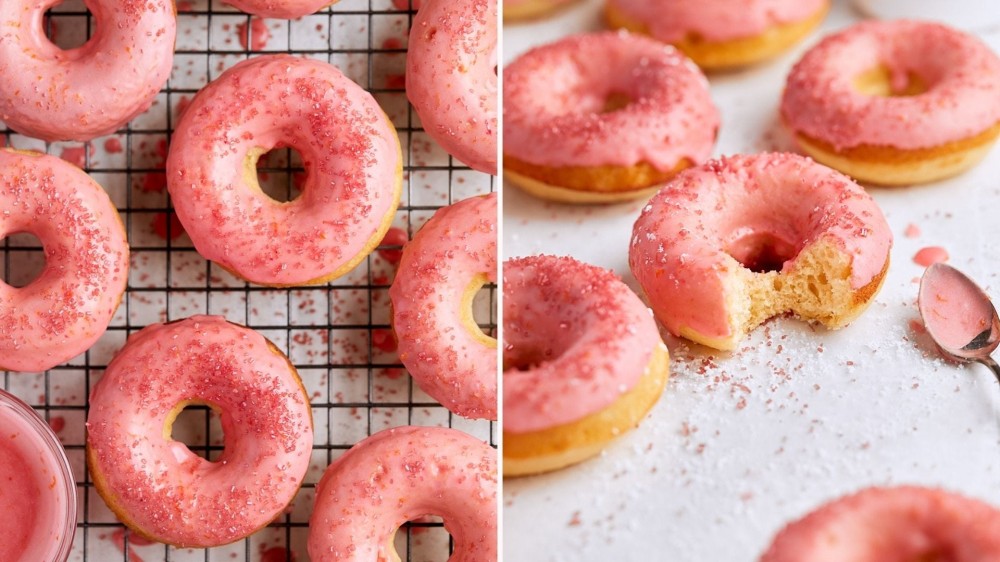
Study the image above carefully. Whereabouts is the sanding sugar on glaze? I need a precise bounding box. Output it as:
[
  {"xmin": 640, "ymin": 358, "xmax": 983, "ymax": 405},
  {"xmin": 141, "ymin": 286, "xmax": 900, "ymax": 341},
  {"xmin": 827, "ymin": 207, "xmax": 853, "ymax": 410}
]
[
  {"xmin": 308, "ymin": 426, "xmax": 497, "ymax": 562},
  {"xmin": 166, "ymin": 55, "xmax": 402, "ymax": 287},
  {"xmin": 407, "ymin": 0, "xmax": 498, "ymax": 175},
  {"xmin": 390, "ymin": 193, "xmax": 498, "ymax": 421},
  {"xmin": 0, "ymin": 0, "xmax": 176, "ymax": 142},
  {"xmin": 0, "ymin": 148, "xmax": 128, "ymax": 373},
  {"xmin": 86, "ymin": 316, "xmax": 313, "ymax": 548}
]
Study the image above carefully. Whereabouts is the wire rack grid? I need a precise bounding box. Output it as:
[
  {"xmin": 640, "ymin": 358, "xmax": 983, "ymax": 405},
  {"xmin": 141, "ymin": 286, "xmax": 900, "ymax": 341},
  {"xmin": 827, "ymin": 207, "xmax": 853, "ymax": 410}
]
[{"xmin": 0, "ymin": 1, "xmax": 497, "ymax": 560}]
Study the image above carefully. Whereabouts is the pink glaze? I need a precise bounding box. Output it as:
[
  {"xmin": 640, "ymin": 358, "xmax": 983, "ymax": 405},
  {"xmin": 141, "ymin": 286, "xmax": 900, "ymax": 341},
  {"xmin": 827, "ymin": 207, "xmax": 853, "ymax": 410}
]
[
  {"xmin": 407, "ymin": 0, "xmax": 497, "ymax": 175},
  {"xmin": 503, "ymin": 255, "xmax": 661, "ymax": 434},
  {"xmin": 0, "ymin": 149, "xmax": 128, "ymax": 372},
  {"xmin": 224, "ymin": 0, "xmax": 333, "ymax": 19},
  {"xmin": 629, "ymin": 153, "xmax": 892, "ymax": 343},
  {"xmin": 86, "ymin": 316, "xmax": 313, "ymax": 547},
  {"xmin": 607, "ymin": 0, "xmax": 825, "ymax": 42},
  {"xmin": 166, "ymin": 55, "xmax": 401, "ymax": 286},
  {"xmin": 761, "ymin": 487, "xmax": 1000, "ymax": 561},
  {"xmin": 389, "ymin": 193, "xmax": 498, "ymax": 420},
  {"xmin": 914, "ymin": 246, "xmax": 949, "ymax": 267},
  {"xmin": 0, "ymin": 0, "xmax": 175, "ymax": 142},
  {"xmin": 308, "ymin": 426, "xmax": 497, "ymax": 561},
  {"xmin": 505, "ymin": 0, "xmax": 573, "ymax": 6},
  {"xmin": 782, "ymin": 20, "xmax": 1000, "ymax": 152},
  {"xmin": 503, "ymin": 31, "xmax": 718, "ymax": 172},
  {"xmin": 918, "ymin": 264, "xmax": 999, "ymax": 351},
  {"xmin": 0, "ymin": 390, "xmax": 75, "ymax": 562}
]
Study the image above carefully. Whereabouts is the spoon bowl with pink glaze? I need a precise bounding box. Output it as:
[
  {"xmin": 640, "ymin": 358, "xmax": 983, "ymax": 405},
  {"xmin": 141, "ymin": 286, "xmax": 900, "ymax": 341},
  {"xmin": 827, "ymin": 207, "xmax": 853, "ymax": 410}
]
[{"xmin": 918, "ymin": 263, "xmax": 1000, "ymax": 384}]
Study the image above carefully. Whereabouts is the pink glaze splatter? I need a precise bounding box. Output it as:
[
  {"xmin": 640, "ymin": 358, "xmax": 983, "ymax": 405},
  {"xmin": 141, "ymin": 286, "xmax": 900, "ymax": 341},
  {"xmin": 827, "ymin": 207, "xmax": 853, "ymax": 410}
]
[
  {"xmin": 376, "ymin": 226, "xmax": 408, "ymax": 264},
  {"xmin": 237, "ymin": 18, "xmax": 271, "ymax": 50},
  {"xmin": 103, "ymin": 138, "xmax": 123, "ymax": 154},
  {"xmin": 904, "ymin": 223, "xmax": 921, "ymax": 238},
  {"xmin": 914, "ymin": 246, "xmax": 949, "ymax": 267},
  {"xmin": 48, "ymin": 416, "xmax": 65, "ymax": 434},
  {"xmin": 151, "ymin": 212, "xmax": 186, "ymax": 241},
  {"xmin": 371, "ymin": 328, "xmax": 398, "ymax": 352},
  {"xmin": 59, "ymin": 144, "xmax": 88, "ymax": 168}
]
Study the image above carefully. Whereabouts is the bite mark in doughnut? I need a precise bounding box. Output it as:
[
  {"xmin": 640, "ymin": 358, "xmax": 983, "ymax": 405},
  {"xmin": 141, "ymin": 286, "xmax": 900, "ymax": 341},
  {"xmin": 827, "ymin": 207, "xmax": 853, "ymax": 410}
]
[
  {"xmin": 86, "ymin": 316, "xmax": 313, "ymax": 548},
  {"xmin": 390, "ymin": 193, "xmax": 498, "ymax": 421},
  {"xmin": 605, "ymin": 0, "xmax": 829, "ymax": 70},
  {"xmin": 503, "ymin": 255, "xmax": 669, "ymax": 476},
  {"xmin": 166, "ymin": 55, "xmax": 402, "ymax": 287},
  {"xmin": 503, "ymin": 31, "xmax": 719, "ymax": 203},
  {"xmin": 0, "ymin": 0, "xmax": 176, "ymax": 142},
  {"xmin": 781, "ymin": 20, "xmax": 1000, "ymax": 185},
  {"xmin": 629, "ymin": 153, "xmax": 892, "ymax": 351},
  {"xmin": 0, "ymin": 148, "xmax": 128, "ymax": 372},
  {"xmin": 308, "ymin": 426, "xmax": 497, "ymax": 561},
  {"xmin": 406, "ymin": 0, "xmax": 498, "ymax": 175},
  {"xmin": 761, "ymin": 486, "xmax": 1000, "ymax": 562}
]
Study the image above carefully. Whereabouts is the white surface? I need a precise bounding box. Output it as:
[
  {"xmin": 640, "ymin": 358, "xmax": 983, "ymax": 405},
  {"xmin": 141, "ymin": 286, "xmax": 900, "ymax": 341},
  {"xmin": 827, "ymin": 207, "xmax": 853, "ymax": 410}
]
[{"xmin": 502, "ymin": 1, "xmax": 1000, "ymax": 560}]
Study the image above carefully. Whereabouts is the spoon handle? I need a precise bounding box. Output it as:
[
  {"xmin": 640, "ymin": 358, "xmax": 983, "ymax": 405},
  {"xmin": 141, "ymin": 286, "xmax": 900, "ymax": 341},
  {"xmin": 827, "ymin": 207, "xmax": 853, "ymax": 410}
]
[{"xmin": 981, "ymin": 356, "xmax": 1000, "ymax": 386}]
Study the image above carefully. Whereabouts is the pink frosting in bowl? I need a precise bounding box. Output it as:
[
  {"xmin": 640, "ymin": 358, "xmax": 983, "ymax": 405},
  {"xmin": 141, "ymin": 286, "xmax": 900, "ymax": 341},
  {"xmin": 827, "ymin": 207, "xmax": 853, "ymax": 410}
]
[{"xmin": 0, "ymin": 390, "xmax": 76, "ymax": 562}]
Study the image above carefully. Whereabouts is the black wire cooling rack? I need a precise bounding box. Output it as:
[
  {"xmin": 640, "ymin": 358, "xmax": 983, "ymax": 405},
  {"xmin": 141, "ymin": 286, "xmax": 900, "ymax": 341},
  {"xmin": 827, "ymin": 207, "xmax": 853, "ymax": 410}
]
[{"xmin": 0, "ymin": 1, "xmax": 497, "ymax": 560}]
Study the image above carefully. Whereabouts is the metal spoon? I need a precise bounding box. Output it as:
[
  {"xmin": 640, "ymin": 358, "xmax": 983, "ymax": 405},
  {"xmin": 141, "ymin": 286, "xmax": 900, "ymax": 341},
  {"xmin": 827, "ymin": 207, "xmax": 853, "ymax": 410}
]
[{"xmin": 918, "ymin": 262, "xmax": 1000, "ymax": 384}]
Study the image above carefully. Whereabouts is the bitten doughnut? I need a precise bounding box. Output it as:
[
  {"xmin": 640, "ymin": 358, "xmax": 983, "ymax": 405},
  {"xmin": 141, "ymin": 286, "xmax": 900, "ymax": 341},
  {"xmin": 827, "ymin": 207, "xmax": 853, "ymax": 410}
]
[
  {"xmin": 503, "ymin": 255, "xmax": 669, "ymax": 476},
  {"xmin": 0, "ymin": 0, "xmax": 175, "ymax": 142},
  {"xmin": 503, "ymin": 31, "xmax": 719, "ymax": 203},
  {"xmin": 309, "ymin": 426, "xmax": 497, "ymax": 561},
  {"xmin": 504, "ymin": 0, "xmax": 579, "ymax": 22},
  {"xmin": 407, "ymin": 0, "xmax": 498, "ymax": 175},
  {"xmin": 761, "ymin": 486, "xmax": 1000, "ymax": 561},
  {"xmin": 781, "ymin": 20, "xmax": 1000, "ymax": 185},
  {"xmin": 389, "ymin": 193, "xmax": 497, "ymax": 420},
  {"xmin": 605, "ymin": 0, "xmax": 828, "ymax": 70},
  {"xmin": 224, "ymin": 0, "xmax": 334, "ymax": 18},
  {"xmin": 167, "ymin": 55, "xmax": 402, "ymax": 287},
  {"xmin": 87, "ymin": 316, "xmax": 313, "ymax": 547},
  {"xmin": 0, "ymin": 149, "xmax": 127, "ymax": 373},
  {"xmin": 630, "ymin": 153, "xmax": 892, "ymax": 351}
]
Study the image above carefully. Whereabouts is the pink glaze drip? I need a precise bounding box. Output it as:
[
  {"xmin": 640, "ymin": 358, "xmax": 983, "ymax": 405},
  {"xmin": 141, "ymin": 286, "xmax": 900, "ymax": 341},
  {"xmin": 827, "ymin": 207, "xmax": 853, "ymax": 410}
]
[
  {"xmin": 236, "ymin": 17, "xmax": 271, "ymax": 50},
  {"xmin": 629, "ymin": 153, "xmax": 892, "ymax": 343},
  {"xmin": 919, "ymin": 266, "xmax": 997, "ymax": 351},
  {"xmin": 503, "ymin": 255, "xmax": 660, "ymax": 434},
  {"xmin": 914, "ymin": 246, "xmax": 949, "ymax": 267},
  {"xmin": 308, "ymin": 426, "xmax": 497, "ymax": 562},
  {"xmin": 86, "ymin": 316, "xmax": 313, "ymax": 547},
  {"xmin": 389, "ymin": 193, "xmax": 498, "ymax": 420},
  {"xmin": 761, "ymin": 487, "xmax": 1000, "ymax": 561},
  {"xmin": 406, "ymin": 0, "xmax": 497, "ymax": 175},
  {"xmin": 503, "ymin": 31, "xmax": 719, "ymax": 172},
  {"xmin": 0, "ymin": 0, "xmax": 176, "ymax": 142},
  {"xmin": 166, "ymin": 55, "xmax": 401, "ymax": 286},
  {"xmin": 0, "ymin": 397, "xmax": 73, "ymax": 562},
  {"xmin": 223, "ymin": 0, "xmax": 331, "ymax": 19},
  {"xmin": 782, "ymin": 20, "xmax": 1000, "ymax": 151},
  {"xmin": 607, "ymin": 0, "xmax": 825, "ymax": 42},
  {"xmin": 0, "ymin": 149, "xmax": 128, "ymax": 372}
]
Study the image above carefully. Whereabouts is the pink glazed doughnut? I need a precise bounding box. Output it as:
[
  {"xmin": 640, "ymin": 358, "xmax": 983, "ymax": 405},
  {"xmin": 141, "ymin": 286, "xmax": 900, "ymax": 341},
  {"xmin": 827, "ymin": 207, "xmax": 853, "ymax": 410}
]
[
  {"xmin": 86, "ymin": 316, "xmax": 313, "ymax": 547},
  {"xmin": 503, "ymin": 255, "xmax": 670, "ymax": 476},
  {"xmin": 406, "ymin": 0, "xmax": 498, "ymax": 175},
  {"xmin": 503, "ymin": 31, "xmax": 719, "ymax": 203},
  {"xmin": 0, "ymin": 148, "xmax": 127, "ymax": 373},
  {"xmin": 761, "ymin": 487, "xmax": 1000, "ymax": 561},
  {"xmin": 629, "ymin": 153, "xmax": 892, "ymax": 351},
  {"xmin": 781, "ymin": 20, "xmax": 1000, "ymax": 185},
  {"xmin": 167, "ymin": 55, "xmax": 402, "ymax": 287},
  {"xmin": 223, "ymin": 0, "xmax": 334, "ymax": 19},
  {"xmin": 0, "ymin": 0, "xmax": 176, "ymax": 142},
  {"xmin": 389, "ymin": 193, "xmax": 497, "ymax": 421},
  {"xmin": 308, "ymin": 426, "xmax": 497, "ymax": 561}
]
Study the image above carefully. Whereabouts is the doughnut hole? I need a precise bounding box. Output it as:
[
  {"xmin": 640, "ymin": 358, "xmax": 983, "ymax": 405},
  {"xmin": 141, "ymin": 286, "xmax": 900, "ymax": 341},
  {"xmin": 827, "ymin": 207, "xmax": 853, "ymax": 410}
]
[
  {"xmin": 503, "ymin": 311, "xmax": 577, "ymax": 372},
  {"xmin": 726, "ymin": 231, "xmax": 798, "ymax": 274},
  {"xmin": 166, "ymin": 401, "xmax": 224, "ymax": 462},
  {"xmin": 43, "ymin": 1, "xmax": 92, "ymax": 51},
  {"xmin": 390, "ymin": 516, "xmax": 451, "ymax": 561},
  {"xmin": 1, "ymin": 232, "xmax": 46, "ymax": 288},
  {"xmin": 601, "ymin": 91, "xmax": 633, "ymax": 114},
  {"xmin": 464, "ymin": 273, "xmax": 498, "ymax": 343},
  {"xmin": 250, "ymin": 146, "xmax": 305, "ymax": 203},
  {"xmin": 853, "ymin": 65, "xmax": 928, "ymax": 97}
]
